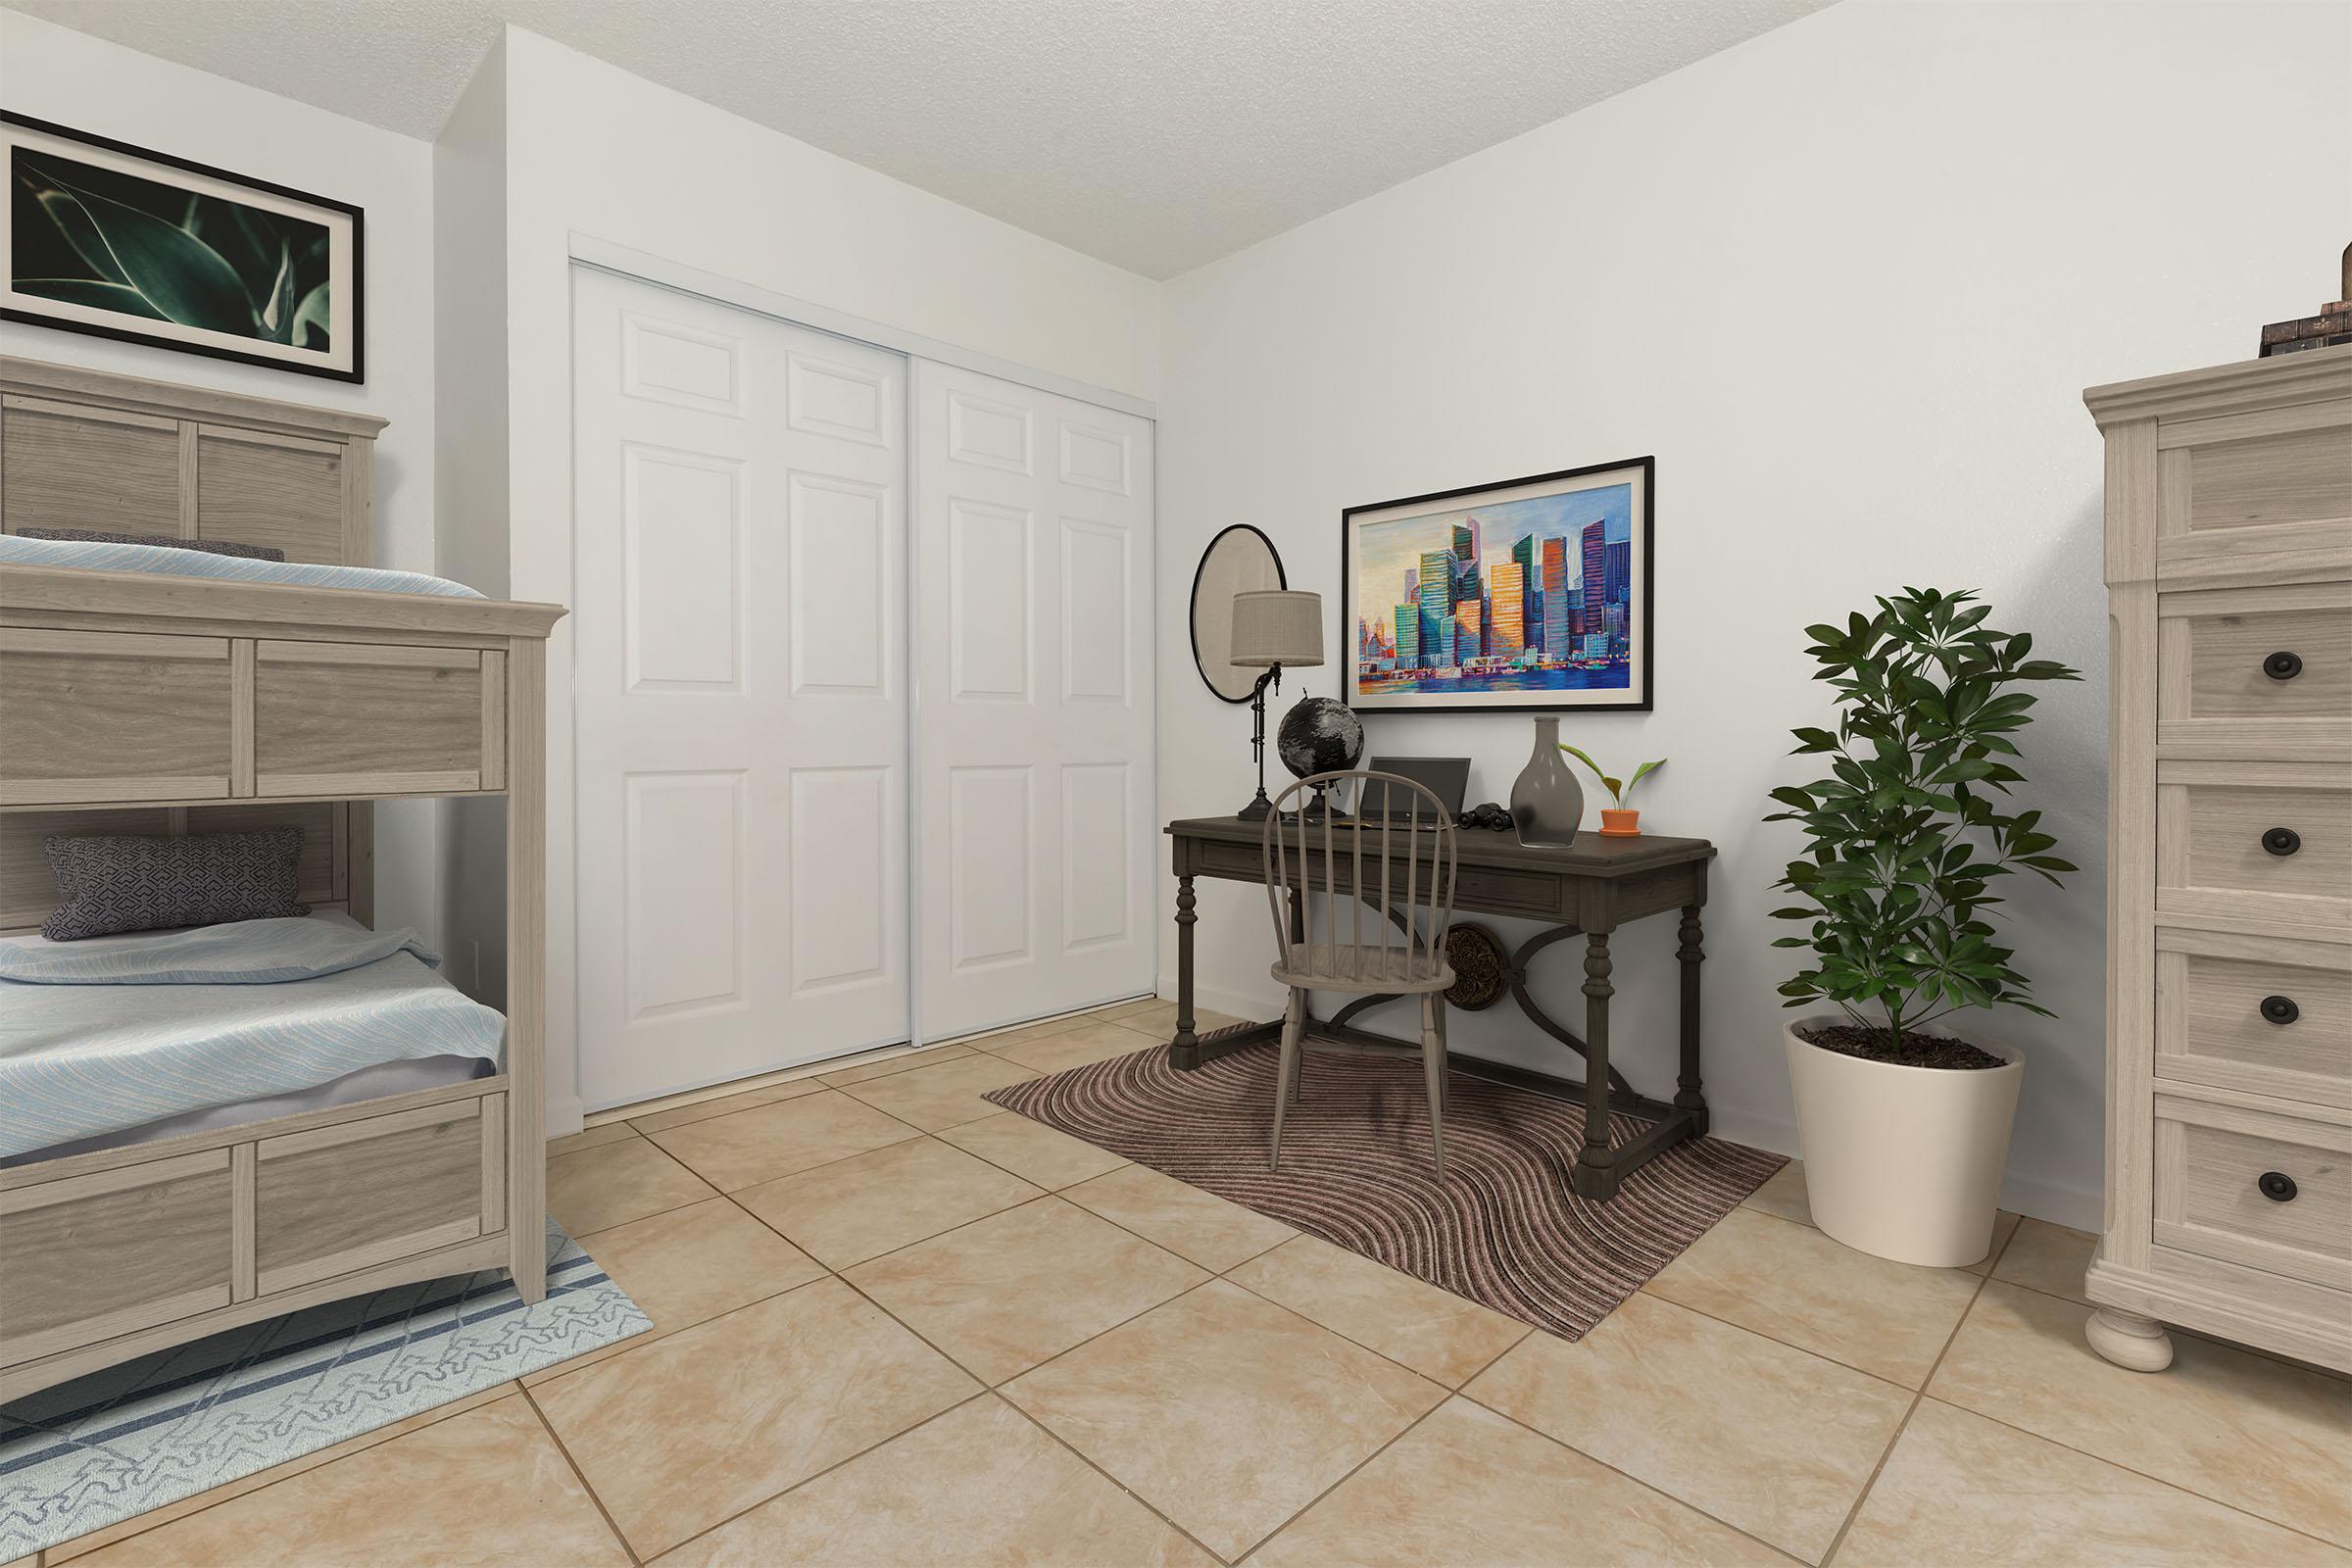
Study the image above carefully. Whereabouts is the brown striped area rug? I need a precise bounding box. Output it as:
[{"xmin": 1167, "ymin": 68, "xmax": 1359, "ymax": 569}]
[{"xmin": 985, "ymin": 1039, "xmax": 1784, "ymax": 1342}]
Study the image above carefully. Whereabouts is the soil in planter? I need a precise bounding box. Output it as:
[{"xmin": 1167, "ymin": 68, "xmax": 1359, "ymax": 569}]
[{"xmin": 1796, "ymin": 1022, "xmax": 2008, "ymax": 1071}]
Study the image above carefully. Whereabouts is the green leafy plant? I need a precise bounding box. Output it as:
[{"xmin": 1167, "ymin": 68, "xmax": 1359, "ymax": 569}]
[
  {"xmin": 1558, "ymin": 745, "xmax": 1664, "ymax": 807},
  {"xmin": 1765, "ymin": 587, "xmax": 2080, "ymax": 1054},
  {"xmin": 11, "ymin": 153, "xmax": 330, "ymax": 348}
]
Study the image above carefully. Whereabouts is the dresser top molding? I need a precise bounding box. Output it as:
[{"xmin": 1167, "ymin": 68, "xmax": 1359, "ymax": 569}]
[
  {"xmin": 2083, "ymin": 343, "xmax": 2352, "ymax": 430},
  {"xmin": 0, "ymin": 356, "xmax": 387, "ymax": 442}
]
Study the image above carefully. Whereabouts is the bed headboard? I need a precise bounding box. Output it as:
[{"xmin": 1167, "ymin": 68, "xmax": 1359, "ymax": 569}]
[
  {"xmin": 0, "ymin": 357, "xmax": 384, "ymax": 564},
  {"xmin": 0, "ymin": 357, "xmax": 388, "ymax": 932}
]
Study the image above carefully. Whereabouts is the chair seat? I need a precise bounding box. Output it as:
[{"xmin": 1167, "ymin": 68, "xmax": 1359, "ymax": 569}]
[{"xmin": 1271, "ymin": 943, "xmax": 1453, "ymax": 994}]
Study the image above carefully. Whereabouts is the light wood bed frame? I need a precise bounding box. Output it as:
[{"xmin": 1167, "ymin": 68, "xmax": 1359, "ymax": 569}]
[{"xmin": 0, "ymin": 358, "xmax": 564, "ymax": 1401}]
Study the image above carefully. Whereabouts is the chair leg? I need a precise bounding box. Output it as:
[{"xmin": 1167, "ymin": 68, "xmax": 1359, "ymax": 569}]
[
  {"xmin": 1421, "ymin": 992, "xmax": 1447, "ymax": 1182},
  {"xmin": 1271, "ymin": 987, "xmax": 1306, "ymax": 1172}
]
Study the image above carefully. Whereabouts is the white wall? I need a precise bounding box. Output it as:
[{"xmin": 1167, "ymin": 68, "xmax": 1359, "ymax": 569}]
[
  {"xmin": 1155, "ymin": 0, "xmax": 2352, "ymax": 1228},
  {"xmin": 492, "ymin": 26, "xmax": 1165, "ymax": 1132},
  {"xmin": 0, "ymin": 8, "xmax": 444, "ymax": 943},
  {"xmin": 434, "ymin": 35, "xmax": 513, "ymax": 1005}
]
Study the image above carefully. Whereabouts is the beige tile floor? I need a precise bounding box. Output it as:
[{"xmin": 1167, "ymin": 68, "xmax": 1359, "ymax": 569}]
[{"xmin": 32, "ymin": 1008, "xmax": 2352, "ymax": 1568}]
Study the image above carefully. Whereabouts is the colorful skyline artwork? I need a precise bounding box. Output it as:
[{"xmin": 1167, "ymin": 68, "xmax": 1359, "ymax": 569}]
[{"xmin": 1342, "ymin": 458, "xmax": 1653, "ymax": 713}]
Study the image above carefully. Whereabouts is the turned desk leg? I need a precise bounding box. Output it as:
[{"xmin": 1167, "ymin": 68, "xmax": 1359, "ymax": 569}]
[
  {"xmin": 1572, "ymin": 931, "xmax": 1619, "ymax": 1200},
  {"xmin": 1170, "ymin": 874, "xmax": 1200, "ymax": 1069},
  {"xmin": 1675, "ymin": 905, "xmax": 1709, "ymax": 1135}
]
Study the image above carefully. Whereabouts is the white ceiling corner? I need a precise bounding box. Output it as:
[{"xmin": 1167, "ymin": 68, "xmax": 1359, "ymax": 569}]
[{"xmin": 6, "ymin": 0, "xmax": 1837, "ymax": 278}]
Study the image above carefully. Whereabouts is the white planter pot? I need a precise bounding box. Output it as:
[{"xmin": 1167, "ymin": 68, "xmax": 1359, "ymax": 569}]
[{"xmin": 1783, "ymin": 1015, "xmax": 2024, "ymax": 1268}]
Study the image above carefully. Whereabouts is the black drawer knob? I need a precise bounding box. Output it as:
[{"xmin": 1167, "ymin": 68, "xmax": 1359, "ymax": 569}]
[
  {"xmin": 2261, "ymin": 995, "xmax": 2301, "ymax": 1025},
  {"xmin": 2264, "ymin": 651, "xmax": 2303, "ymax": 681},
  {"xmin": 2259, "ymin": 1170, "xmax": 2298, "ymax": 1202},
  {"xmin": 2263, "ymin": 827, "xmax": 2302, "ymax": 857}
]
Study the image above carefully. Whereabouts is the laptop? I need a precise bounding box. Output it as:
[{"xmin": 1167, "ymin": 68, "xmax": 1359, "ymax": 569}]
[{"xmin": 1359, "ymin": 757, "xmax": 1471, "ymax": 820}]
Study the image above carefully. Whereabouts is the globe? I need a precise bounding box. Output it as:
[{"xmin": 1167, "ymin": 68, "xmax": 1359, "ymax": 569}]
[{"xmin": 1275, "ymin": 696, "xmax": 1365, "ymax": 780}]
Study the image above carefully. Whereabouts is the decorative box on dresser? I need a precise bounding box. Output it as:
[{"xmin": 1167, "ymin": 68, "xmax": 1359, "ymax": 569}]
[{"xmin": 2083, "ymin": 343, "xmax": 2352, "ymax": 1376}]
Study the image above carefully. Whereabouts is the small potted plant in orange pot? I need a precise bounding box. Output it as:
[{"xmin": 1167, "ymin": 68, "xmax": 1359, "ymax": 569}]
[
  {"xmin": 1767, "ymin": 587, "xmax": 2079, "ymax": 1267},
  {"xmin": 1559, "ymin": 747, "xmax": 1663, "ymax": 837}
]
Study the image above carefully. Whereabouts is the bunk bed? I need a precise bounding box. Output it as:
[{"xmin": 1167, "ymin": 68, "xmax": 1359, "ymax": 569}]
[{"xmin": 0, "ymin": 357, "xmax": 564, "ymax": 1401}]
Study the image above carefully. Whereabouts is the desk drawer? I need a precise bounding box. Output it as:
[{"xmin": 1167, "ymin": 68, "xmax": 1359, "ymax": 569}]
[
  {"xmin": 255, "ymin": 641, "xmax": 501, "ymax": 797},
  {"xmin": 2154, "ymin": 1095, "xmax": 2351, "ymax": 1292},
  {"xmin": 0, "ymin": 1151, "xmax": 234, "ymax": 1368},
  {"xmin": 2156, "ymin": 761, "xmax": 2351, "ymax": 933}
]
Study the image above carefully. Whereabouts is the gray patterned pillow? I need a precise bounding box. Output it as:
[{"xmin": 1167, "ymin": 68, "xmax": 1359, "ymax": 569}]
[
  {"xmin": 42, "ymin": 827, "xmax": 310, "ymax": 941},
  {"xmin": 20, "ymin": 527, "xmax": 286, "ymax": 562}
]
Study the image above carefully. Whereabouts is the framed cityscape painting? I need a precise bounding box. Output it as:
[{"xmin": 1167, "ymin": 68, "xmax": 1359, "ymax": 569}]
[
  {"xmin": 3, "ymin": 113, "xmax": 364, "ymax": 382},
  {"xmin": 1343, "ymin": 456, "xmax": 1652, "ymax": 713}
]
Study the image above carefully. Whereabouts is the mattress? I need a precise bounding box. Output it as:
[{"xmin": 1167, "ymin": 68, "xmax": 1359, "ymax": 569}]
[
  {"xmin": 0, "ymin": 532, "xmax": 485, "ymax": 599},
  {"xmin": 0, "ymin": 912, "xmax": 506, "ymax": 1161},
  {"xmin": 3, "ymin": 1054, "xmax": 494, "ymax": 1167}
]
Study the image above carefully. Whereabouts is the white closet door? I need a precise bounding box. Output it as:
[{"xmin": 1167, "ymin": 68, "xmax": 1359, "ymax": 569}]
[
  {"xmin": 914, "ymin": 361, "xmax": 1155, "ymax": 1039},
  {"xmin": 572, "ymin": 269, "xmax": 910, "ymax": 1108}
]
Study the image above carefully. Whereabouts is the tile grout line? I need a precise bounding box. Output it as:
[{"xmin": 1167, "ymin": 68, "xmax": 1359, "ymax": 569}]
[
  {"xmin": 1815, "ymin": 1246, "xmax": 2007, "ymax": 1566},
  {"xmin": 20, "ymin": 1384, "xmax": 521, "ymax": 1566},
  {"xmin": 1210, "ymin": 1241, "xmax": 1537, "ymax": 1392},
  {"xmin": 1693, "ymin": 1216, "xmax": 2352, "ymax": 1545},
  {"xmin": 985, "ymin": 1389, "xmax": 1238, "ymax": 1566},
  {"xmin": 640, "ymin": 1390, "xmax": 1004, "ymax": 1561},
  {"xmin": 1912, "ymin": 1385, "xmax": 2352, "ymax": 1554},
  {"xmin": 516, "ymin": 1381, "xmax": 643, "ymax": 1567},
  {"xmin": 582, "ymin": 1180, "xmax": 2351, "ymax": 1568},
  {"xmin": 1448, "ymin": 1392, "xmax": 1813, "ymax": 1564},
  {"xmin": 645, "ymin": 1189, "xmax": 1237, "ymax": 1568},
  {"xmin": 577, "ymin": 997, "xmax": 1148, "ymax": 1132}
]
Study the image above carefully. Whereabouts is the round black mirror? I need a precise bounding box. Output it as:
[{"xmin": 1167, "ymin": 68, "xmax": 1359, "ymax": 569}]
[{"xmin": 1191, "ymin": 524, "xmax": 1287, "ymax": 703}]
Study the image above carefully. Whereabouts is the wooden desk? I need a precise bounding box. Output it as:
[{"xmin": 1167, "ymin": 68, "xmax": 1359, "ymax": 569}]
[{"xmin": 1164, "ymin": 815, "xmax": 1717, "ymax": 1200}]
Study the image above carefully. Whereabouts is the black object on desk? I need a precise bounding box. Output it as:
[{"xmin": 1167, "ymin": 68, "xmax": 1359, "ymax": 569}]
[{"xmin": 1162, "ymin": 814, "xmax": 1716, "ymax": 1200}]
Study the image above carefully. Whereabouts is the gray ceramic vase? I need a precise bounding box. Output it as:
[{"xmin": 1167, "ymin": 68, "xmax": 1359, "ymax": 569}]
[{"xmin": 1510, "ymin": 716, "xmax": 1585, "ymax": 847}]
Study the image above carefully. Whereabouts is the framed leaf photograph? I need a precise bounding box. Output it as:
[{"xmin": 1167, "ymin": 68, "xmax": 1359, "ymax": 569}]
[{"xmin": 4, "ymin": 114, "xmax": 364, "ymax": 382}]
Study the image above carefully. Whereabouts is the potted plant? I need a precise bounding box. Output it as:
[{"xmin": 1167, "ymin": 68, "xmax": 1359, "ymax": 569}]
[
  {"xmin": 1765, "ymin": 587, "xmax": 2079, "ymax": 1267},
  {"xmin": 1559, "ymin": 746, "xmax": 1664, "ymax": 837}
]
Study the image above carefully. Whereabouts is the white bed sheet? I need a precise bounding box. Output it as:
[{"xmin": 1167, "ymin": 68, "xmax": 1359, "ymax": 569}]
[
  {"xmin": 0, "ymin": 912, "xmax": 505, "ymax": 1162},
  {"xmin": 2, "ymin": 1054, "xmax": 493, "ymax": 1166}
]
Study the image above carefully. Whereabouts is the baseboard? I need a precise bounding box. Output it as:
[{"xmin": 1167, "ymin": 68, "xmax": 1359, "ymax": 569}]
[
  {"xmin": 1155, "ymin": 971, "xmax": 2102, "ymax": 1232},
  {"xmin": 546, "ymin": 1092, "xmax": 585, "ymax": 1142}
]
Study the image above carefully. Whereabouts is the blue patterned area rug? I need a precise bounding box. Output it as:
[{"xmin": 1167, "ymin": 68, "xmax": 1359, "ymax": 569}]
[{"xmin": 0, "ymin": 1218, "xmax": 648, "ymax": 1560}]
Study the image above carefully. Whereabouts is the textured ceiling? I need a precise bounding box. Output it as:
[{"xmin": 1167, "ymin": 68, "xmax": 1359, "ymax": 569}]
[{"xmin": 9, "ymin": 0, "xmax": 1834, "ymax": 277}]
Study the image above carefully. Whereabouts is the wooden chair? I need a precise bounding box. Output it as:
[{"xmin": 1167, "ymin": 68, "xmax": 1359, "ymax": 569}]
[{"xmin": 1260, "ymin": 769, "xmax": 1459, "ymax": 1178}]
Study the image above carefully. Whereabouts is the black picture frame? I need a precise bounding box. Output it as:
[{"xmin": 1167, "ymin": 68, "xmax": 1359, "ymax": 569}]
[
  {"xmin": 1342, "ymin": 456, "xmax": 1654, "ymax": 715},
  {"xmin": 1190, "ymin": 522, "xmax": 1288, "ymax": 704},
  {"xmin": 3, "ymin": 112, "xmax": 366, "ymax": 384}
]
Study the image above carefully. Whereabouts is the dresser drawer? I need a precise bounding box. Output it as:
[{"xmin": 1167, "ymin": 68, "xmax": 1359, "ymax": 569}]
[
  {"xmin": 2156, "ymin": 761, "xmax": 2351, "ymax": 934},
  {"xmin": 2154, "ymin": 1094, "xmax": 2351, "ymax": 1292},
  {"xmin": 2169, "ymin": 402, "xmax": 2352, "ymax": 532},
  {"xmin": 2161, "ymin": 587, "xmax": 2351, "ymax": 725},
  {"xmin": 2157, "ymin": 928, "xmax": 2352, "ymax": 1107}
]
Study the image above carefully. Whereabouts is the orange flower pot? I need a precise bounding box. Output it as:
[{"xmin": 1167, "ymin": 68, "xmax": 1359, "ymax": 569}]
[{"xmin": 1598, "ymin": 808, "xmax": 1642, "ymax": 837}]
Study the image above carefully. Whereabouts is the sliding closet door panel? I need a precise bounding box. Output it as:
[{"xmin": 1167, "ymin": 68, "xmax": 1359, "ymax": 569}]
[
  {"xmin": 573, "ymin": 270, "xmax": 909, "ymax": 1108},
  {"xmin": 916, "ymin": 362, "xmax": 1154, "ymax": 1039}
]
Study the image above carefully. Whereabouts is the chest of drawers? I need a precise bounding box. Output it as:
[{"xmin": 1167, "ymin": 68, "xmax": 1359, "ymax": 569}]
[{"xmin": 2084, "ymin": 345, "xmax": 2352, "ymax": 1376}]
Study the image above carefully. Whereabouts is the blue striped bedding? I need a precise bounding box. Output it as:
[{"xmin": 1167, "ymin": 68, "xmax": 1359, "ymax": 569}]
[
  {"xmin": 0, "ymin": 532, "xmax": 484, "ymax": 598},
  {"xmin": 0, "ymin": 914, "xmax": 505, "ymax": 1159}
]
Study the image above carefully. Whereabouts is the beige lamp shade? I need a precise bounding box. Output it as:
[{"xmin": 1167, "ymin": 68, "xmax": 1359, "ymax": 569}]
[{"xmin": 1231, "ymin": 589, "xmax": 1324, "ymax": 667}]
